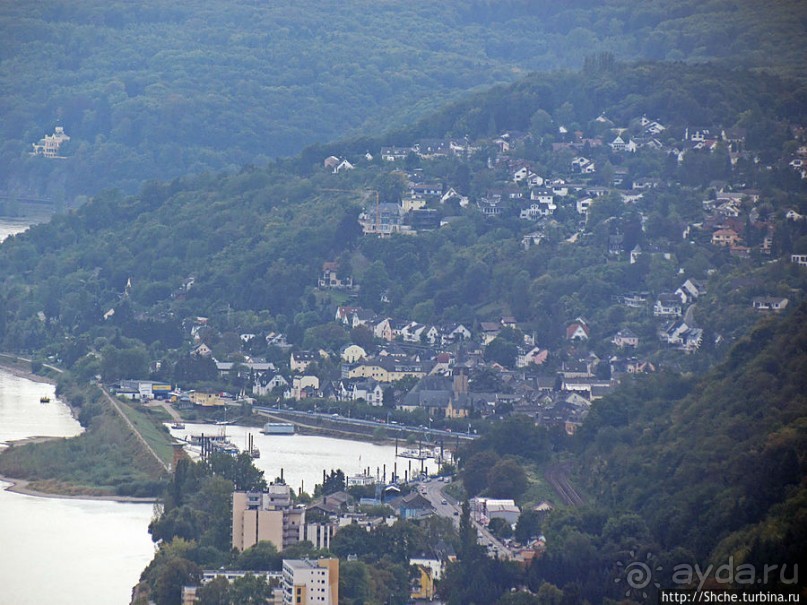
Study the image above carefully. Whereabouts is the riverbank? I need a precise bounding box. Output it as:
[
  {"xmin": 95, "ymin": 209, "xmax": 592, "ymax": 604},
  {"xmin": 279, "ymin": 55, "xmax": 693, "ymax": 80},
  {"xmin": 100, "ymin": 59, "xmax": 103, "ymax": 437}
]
[
  {"xmin": 0, "ymin": 474, "xmax": 157, "ymax": 503},
  {"xmin": 0, "ymin": 354, "xmax": 56, "ymax": 385},
  {"xmin": 0, "ymin": 370, "xmax": 169, "ymax": 501}
]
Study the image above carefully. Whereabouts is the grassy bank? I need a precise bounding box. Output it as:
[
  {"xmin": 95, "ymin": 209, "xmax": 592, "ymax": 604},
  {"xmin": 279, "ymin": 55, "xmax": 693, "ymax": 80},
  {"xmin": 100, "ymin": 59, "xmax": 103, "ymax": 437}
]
[
  {"xmin": 0, "ymin": 382, "xmax": 171, "ymax": 497},
  {"xmin": 114, "ymin": 399, "xmax": 175, "ymax": 469}
]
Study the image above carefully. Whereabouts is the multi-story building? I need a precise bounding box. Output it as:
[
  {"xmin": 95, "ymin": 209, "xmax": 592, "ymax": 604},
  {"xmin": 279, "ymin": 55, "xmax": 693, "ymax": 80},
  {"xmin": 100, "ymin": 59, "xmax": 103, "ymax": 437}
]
[
  {"xmin": 282, "ymin": 558, "xmax": 339, "ymax": 605},
  {"xmin": 232, "ymin": 484, "xmax": 305, "ymax": 552},
  {"xmin": 30, "ymin": 126, "xmax": 70, "ymax": 158}
]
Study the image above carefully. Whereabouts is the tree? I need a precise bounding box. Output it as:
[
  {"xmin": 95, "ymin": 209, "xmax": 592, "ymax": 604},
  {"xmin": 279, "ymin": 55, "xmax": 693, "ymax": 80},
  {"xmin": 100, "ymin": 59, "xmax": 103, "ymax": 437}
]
[
  {"xmin": 321, "ymin": 469, "xmax": 346, "ymax": 495},
  {"xmin": 529, "ymin": 109, "xmax": 554, "ymax": 137},
  {"xmin": 497, "ymin": 591, "xmax": 542, "ymax": 605},
  {"xmin": 206, "ymin": 452, "xmax": 266, "ymax": 492},
  {"xmin": 339, "ymin": 560, "xmax": 373, "ymax": 604},
  {"xmin": 100, "ymin": 345, "xmax": 149, "ymax": 381},
  {"xmin": 236, "ymin": 541, "xmax": 280, "ymax": 571},
  {"xmin": 196, "ymin": 576, "xmax": 230, "ymax": 605},
  {"xmin": 173, "ymin": 355, "xmax": 219, "ymax": 383},
  {"xmin": 229, "ymin": 574, "xmax": 276, "ymax": 605},
  {"xmin": 462, "ymin": 450, "xmax": 500, "ymax": 497},
  {"xmin": 485, "ymin": 336, "xmax": 518, "ymax": 369},
  {"xmin": 331, "ymin": 522, "xmax": 377, "ymax": 559},
  {"xmin": 486, "ymin": 458, "xmax": 528, "ymax": 499},
  {"xmin": 515, "ymin": 510, "xmax": 543, "ymax": 544},
  {"xmin": 302, "ymin": 323, "xmax": 349, "ymax": 351},
  {"xmin": 358, "ymin": 261, "xmax": 390, "ymax": 310},
  {"xmin": 489, "ymin": 517, "xmax": 514, "ymax": 540},
  {"xmin": 149, "ymin": 505, "xmax": 204, "ymax": 543},
  {"xmin": 151, "ymin": 556, "xmax": 201, "ymax": 605},
  {"xmin": 383, "ymin": 386, "xmax": 396, "ymax": 408},
  {"xmin": 350, "ymin": 324, "xmax": 375, "ymax": 350},
  {"xmin": 470, "ymin": 367, "xmax": 505, "ymax": 393}
]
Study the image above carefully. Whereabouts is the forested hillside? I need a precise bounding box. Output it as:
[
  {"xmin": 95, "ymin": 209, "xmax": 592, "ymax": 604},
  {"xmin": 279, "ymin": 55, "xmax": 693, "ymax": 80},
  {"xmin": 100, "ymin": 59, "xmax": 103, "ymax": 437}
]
[
  {"xmin": 567, "ymin": 303, "xmax": 806, "ymax": 597},
  {"xmin": 440, "ymin": 305, "xmax": 806, "ymax": 603},
  {"xmin": 3, "ymin": 0, "xmax": 807, "ymax": 202},
  {"xmin": 0, "ymin": 61, "xmax": 805, "ymax": 375}
]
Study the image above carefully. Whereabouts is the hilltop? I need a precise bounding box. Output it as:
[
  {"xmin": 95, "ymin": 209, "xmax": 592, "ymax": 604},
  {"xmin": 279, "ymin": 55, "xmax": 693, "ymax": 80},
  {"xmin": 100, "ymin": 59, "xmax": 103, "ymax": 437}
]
[{"xmin": 2, "ymin": 0, "xmax": 807, "ymax": 202}]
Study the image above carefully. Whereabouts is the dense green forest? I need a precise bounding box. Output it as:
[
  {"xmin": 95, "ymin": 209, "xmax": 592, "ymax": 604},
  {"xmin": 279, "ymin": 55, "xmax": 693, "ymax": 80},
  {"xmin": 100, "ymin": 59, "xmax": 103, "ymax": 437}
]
[
  {"xmin": 437, "ymin": 304, "xmax": 807, "ymax": 603},
  {"xmin": 0, "ymin": 61, "xmax": 805, "ymax": 380},
  {"xmin": 3, "ymin": 0, "xmax": 807, "ymax": 202}
]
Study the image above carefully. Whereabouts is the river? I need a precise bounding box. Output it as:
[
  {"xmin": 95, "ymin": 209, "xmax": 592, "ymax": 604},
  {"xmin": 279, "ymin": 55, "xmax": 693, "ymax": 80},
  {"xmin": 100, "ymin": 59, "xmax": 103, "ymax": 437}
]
[
  {"xmin": 0, "ymin": 214, "xmax": 48, "ymax": 243},
  {"xmin": 0, "ymin": 369, "xmax": 156, "ymax": 605},
  {"xmin": 168, "ymin": 423, "xmax": 437, "ymax": 494}
]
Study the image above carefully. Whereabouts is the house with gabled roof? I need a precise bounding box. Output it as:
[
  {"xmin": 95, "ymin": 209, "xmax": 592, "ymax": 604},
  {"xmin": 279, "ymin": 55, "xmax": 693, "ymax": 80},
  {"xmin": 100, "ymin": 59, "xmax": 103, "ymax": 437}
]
[
  {"xmin": 675, "ymin": 278, "xmax": 706, "ymax": 304},
  {"xmin": 380, "ymin": 146, "xmax": 412, "ymax": 162},
  {"xmin": 335, "ymin": 305, "xmax": 361, "ymax": 325},
  {"xmin": 337, "ymin": 378, "xmax": 384, "ymax": 406},
  {"xmin": 340, "ymin": 344, "xmax": 367, "ymax": 364},
  {"xmin": 612, "ymin": 329, "xmax": 639, "ymax": 348},
  {"xmin": 480, "ymin": 322, "xmax": 501, "ymax": 345},
  {"xmin": 291, "ymin": 375, "xmax": 320, "ymax": 400},
  {"xmin": 438, "ymin": 322, "xmax": 471, "ymax": 345},
  {"xmin": 517, "ymin": 346, "xmax": 549, "ymax": 368},
  {"xmin": 400, "ymin": 492, "xmax": 435, "ymax": 520},
  {"xmin": 253, "ymin": 373, "xmax": 290, "ymax": 398},
  {"xmin": 290, "ymin": 351, "xmax": 318, "ymax": 373},
  {"xmin": 350, "ymin": 308, "xmax": 377, "ymax": 329},
  {"xmin": 565, "ymin": 318, "xmax": 590, "ymax": 341},
  {"xmin": 712, "ymin": 229, "xmax": 740, "ymax": 246},
  {"xmin": 477, "ymin": 197, "xmax": 504, "ymax": 217},
  {"xmin": 440, "ymin": 187, "xmax": 469, "ymax": 207},
  {"xmin": 654, "ymin": 294, "xmax": 683, "ymax": 318}
]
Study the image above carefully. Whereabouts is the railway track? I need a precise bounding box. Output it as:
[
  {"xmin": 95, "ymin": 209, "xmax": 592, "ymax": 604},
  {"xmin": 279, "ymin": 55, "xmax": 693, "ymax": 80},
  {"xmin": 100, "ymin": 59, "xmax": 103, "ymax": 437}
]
[{"xmin": 545, "ymin": 464, "xmax": 585, "ymax": 507}]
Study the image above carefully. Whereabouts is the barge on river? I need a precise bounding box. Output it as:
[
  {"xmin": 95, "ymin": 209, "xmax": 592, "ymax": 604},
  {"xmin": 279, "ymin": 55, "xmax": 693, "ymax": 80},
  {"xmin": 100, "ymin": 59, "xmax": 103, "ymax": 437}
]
[{"xmin": 261, "ymin": 422, "xmax": 295, "ymax": 435}]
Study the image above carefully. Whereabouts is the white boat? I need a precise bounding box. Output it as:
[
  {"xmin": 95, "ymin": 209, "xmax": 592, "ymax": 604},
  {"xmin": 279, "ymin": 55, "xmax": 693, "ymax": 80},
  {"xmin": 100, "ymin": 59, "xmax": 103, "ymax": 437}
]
[{"xmin": 261, "ymin": 422, "xmax": 295, "ymax": 435}]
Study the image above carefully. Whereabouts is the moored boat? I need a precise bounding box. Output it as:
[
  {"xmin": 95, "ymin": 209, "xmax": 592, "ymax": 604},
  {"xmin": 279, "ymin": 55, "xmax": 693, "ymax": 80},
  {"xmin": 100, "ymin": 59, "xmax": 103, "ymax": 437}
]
[{"xmin": 261, "ymin": 422, "xmax": 295, "ymax": 435}]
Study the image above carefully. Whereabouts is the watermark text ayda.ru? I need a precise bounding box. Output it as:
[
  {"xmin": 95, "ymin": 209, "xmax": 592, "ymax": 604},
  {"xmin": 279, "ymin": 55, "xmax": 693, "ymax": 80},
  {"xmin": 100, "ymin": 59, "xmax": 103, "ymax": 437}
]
[
  {"xmin": 618, "ymin": 552, "xmax": 798, "ymax": 593},
  {"xmin": 670, "ymin": 557, "xmax": 798, "ymax": 591}
]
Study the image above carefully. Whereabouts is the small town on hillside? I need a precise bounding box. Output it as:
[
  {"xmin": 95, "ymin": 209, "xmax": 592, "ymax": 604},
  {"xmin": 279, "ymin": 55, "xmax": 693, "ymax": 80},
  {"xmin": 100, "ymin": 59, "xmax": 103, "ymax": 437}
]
[
  {"xmin": 101, "ymin": 109, "xmax": 807, "ymax": 603},
  {"xmin": 114, "ymin": 109, "xmax": 806, "ymax": 435}
]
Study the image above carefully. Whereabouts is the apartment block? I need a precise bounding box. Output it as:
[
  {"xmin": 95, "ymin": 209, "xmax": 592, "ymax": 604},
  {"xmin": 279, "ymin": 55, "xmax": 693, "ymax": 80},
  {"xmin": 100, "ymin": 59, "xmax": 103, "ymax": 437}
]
[
  {"xmin": 232, "ymin": 484, "xmax": 305, "ymax": 552},
  {"xmin": 282, "ymin": 558, "xmax": 339, "ymax": 605}
]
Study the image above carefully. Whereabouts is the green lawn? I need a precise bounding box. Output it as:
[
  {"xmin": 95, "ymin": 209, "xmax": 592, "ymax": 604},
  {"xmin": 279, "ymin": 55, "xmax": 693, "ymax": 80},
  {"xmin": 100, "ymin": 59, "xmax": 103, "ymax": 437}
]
[{"xmin": 116, "ymin": 400, "xmax": 176, "ymax": 468}]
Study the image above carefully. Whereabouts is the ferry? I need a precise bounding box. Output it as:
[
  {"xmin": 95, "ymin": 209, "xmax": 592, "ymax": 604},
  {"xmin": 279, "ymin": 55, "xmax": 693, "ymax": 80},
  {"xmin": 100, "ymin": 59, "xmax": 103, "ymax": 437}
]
[
  {"xmin": 188, "ymin": 433, "xmax": 229, "ymax": 446},
  {"xmin": 261, "ymin": 422, "xmax": 295, "ymax": 435}
]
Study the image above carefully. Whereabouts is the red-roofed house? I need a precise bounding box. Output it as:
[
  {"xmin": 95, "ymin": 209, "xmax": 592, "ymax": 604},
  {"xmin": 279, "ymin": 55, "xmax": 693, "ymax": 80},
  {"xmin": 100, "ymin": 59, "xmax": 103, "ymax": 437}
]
[{"xmin": 566, "ymin": 319, "xmax": 590, "ymax": 341}]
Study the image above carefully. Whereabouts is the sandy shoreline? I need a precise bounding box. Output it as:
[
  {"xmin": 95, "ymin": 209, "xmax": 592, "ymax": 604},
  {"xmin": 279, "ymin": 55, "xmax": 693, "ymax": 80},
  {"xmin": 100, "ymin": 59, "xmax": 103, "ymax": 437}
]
[{"xmin": 0, "ymin": 474, "xmax": 158, "ymax": 503}]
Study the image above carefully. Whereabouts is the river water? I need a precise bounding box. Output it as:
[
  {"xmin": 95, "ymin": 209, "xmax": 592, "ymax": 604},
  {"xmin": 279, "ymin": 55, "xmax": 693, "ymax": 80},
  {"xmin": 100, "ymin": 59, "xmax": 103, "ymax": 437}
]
[
  {"xmin": 0, "ymin": 215, "xmax": 48, "ymax": 243},
  {"xmin": 168, "ymin": 423, "xmax": 437, "ymax": 494},
  {"xmin": 0, "ymin": 369, "xmax": 156, "ymax": 605}
]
